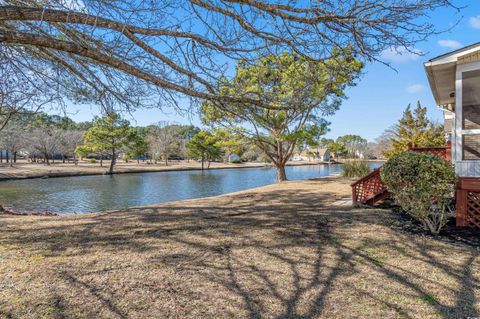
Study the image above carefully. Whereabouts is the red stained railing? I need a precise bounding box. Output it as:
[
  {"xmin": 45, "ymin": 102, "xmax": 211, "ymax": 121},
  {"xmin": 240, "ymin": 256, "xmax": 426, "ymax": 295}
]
[
  {"xmin": 456, "ymin": 178, "xmax": 480, "ymax": 228},
  {"xmin": 409, "ymin": 141, "xmax": 452, "ymax": 161},
  {"xmin": 351, "ymin": 168, "xmax": 389, "ymax": 205},
  {"xmin": 351, "ymin": 142, "xmax": 452, "ymax": 207}
]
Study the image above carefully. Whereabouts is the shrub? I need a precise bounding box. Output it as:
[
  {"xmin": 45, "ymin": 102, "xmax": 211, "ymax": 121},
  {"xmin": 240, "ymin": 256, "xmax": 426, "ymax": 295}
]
[
  {"xmin": 88, "ymin": 158, "xmax": 97, "ymax": 164},
  {"xmin": 341, "ymin": 160, "xmax": 371, "ymax": 178},
  {"xmin": 381, "ymin": 152, "xmax": 456, "ymax": 235}
]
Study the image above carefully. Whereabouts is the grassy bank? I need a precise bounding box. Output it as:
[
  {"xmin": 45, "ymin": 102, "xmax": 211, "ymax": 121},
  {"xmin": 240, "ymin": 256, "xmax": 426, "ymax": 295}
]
[
  {"xmin": 0, "ymin": 160, "xmax": 334, "ymax": 181},
  {"xmin": 0, "ymin": 177, "xmax": 478, "ymax": 318}
]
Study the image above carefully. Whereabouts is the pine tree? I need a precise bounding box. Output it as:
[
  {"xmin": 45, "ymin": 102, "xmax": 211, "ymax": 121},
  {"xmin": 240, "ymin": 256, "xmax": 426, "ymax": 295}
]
[
  {"xmin": 385, "ymin": 101, "xmax": 445, "ymax": 158},
  {"xmin": 76, "ymin": 113, "xmax": 136, "ymax": 174}
]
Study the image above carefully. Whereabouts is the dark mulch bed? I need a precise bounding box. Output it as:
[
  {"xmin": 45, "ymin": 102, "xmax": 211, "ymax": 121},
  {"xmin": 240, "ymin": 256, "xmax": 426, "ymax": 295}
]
[{"xmin": 385, "ymin": 204, "xmax": 480, "ymax": 247}]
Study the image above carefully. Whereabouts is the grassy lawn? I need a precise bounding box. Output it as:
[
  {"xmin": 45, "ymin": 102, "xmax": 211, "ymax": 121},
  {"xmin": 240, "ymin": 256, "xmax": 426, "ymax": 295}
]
[{"xmin": 0, "ymin": 177, "xmax": 479, "ymax": 318}]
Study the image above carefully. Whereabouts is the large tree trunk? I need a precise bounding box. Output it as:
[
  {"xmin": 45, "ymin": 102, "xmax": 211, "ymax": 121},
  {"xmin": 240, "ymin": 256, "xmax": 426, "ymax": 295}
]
[
  {"xmin": 108, "ymin": 150, "xmax": 116, "ymax": 175},
  {"xmin": 13, "ymin": 152, "xmax": 17, "ymax": 163},
  {"xmin": 275, "ymin": 163, "xmax": 288, "ymax": 182},
  {"xmin": 165, "ymin": 156, "xmax": 168, "ymax": 166},
  {"xmin": 45, "ymin": 154, "xmax": 50, "ymax": 166},
  {"xmin": 5, "ymin": 150, "xmax": 9, "ymax": 163},
  {"xmin": 201, "ymin": 155, "xmax": 204, "ymax": 171}
]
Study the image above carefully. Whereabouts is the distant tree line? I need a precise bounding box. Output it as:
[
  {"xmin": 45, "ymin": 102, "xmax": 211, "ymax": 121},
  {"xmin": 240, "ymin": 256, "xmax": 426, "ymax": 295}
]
[{"xmin": 0, "ymin": 111, "xmax": 267, "ymax": 173}]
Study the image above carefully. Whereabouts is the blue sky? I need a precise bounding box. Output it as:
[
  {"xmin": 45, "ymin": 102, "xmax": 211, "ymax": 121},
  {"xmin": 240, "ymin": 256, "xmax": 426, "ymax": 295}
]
[{"xmin": 66, "ymin": 1, "xmax": 480, "ymax": 142}]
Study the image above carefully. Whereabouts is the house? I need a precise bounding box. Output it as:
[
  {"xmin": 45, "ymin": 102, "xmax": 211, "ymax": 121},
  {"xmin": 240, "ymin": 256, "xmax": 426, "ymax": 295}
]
[
  {"xmin": 425, "ymin": 42, "xmax": 480, "ymax": 175},
  {"xmin": 316, "ymin": 148, "xmax": 331, "ymax": 161},
  {"xmin": 424, "ymin": 42, "xmax": 480, "ymax": 227},
  {"xmin": 352, "ymin": 43, "xmax": 480, "ymax": 227},
  {"xmin": 292, "ymin": 148, "xmax": 330, "ymax": 162}
]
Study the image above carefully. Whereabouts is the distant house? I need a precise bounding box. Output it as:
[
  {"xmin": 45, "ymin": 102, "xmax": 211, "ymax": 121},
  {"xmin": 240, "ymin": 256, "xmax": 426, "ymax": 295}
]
[
  {"xmin": 354, "ymin": 150, "xmax": 365, "ymax": 159},
  {"xmin": 292, "ymin": 148, "xmax": 330, "ymax": 162},
  {"xmin": 228, "ymin": 154, "xmax": 241, "ymax": 162},
  {"xmin": 316, "ymin": 148, "xmax": 331, "ymax": 161}
]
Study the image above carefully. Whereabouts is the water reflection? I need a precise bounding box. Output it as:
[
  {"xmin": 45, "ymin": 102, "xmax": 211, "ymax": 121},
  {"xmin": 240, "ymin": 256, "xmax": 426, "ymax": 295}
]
[{"xmin": 0, "ymin": 163, "xmax": 382, "ymax": 213}]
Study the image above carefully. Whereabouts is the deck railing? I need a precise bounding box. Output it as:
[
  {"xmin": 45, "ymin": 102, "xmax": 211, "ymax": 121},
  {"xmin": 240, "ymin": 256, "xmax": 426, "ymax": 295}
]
[
  {"xmin": 351, "ymin": 141, "xmax": 452, "ymax": 206},
  {"xmin": 409, "ymin": 141, "xmax": 452, "ymax": 161},
  {"xmin": 351, "ymin": 168, "xmax": 388, "ymax": 205},
  {"xmin": 456, "ymin": 178, "xmax": 480, "ymax": 228}
]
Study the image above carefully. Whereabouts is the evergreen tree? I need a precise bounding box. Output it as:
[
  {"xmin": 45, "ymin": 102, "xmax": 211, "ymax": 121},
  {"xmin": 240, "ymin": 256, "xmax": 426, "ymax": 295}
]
[
  {"xmin": 76, "ymin": 113, "xmax": 136, "ymax": 174},
  {"xmin": 125, "ymin": 129, "xmax": 148, "ymax": 163},
  {"xmin": 385, "ymin": 101, "xmax": 445, "ymax": 158},
  {"xmin": 186, "ymin": 131, "xmax": 223, "ymax": 170}
]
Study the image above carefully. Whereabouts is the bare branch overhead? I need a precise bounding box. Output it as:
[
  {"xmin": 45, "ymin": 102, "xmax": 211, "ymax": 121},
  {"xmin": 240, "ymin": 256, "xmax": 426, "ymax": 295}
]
[{"xmin": 0, "ymin": 0, "xmax": 458, "ymax": 112}]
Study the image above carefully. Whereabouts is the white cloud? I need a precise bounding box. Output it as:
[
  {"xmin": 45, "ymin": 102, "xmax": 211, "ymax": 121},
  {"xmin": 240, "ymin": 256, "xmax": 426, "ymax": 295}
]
[
  {"xmin": 438, "ymin": 39, "xmax": 463, "ymax": 49},
  {"xmin": 469, "ymin": 16, "xmax": 480, "ymax": 29},
  {"xmin": 406, "ymin": 84, "xmax": 426, "ymax": 93},
  {"xmin": 380, "ymin": 46, "xmax": 423, "ymax": 63}
]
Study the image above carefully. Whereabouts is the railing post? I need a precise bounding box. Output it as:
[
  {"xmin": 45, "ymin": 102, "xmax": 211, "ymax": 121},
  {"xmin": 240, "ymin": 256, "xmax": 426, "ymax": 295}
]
[
  {"xmin": 352, "ymin": 185, "xmax": 357, "ymax": 204},
  {"xmin": 456, "ymin": 187, "xmax": 467, "ymax": 227},
  {"xmin": 446, "ymin": 141, "xmax": 452, "ymax": 162}
]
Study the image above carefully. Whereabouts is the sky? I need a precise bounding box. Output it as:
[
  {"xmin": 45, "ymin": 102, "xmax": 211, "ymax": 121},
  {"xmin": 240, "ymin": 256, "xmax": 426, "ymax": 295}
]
[{"xmin": 64, "ymin": 1, "xmax": 480, "ymax": 142}]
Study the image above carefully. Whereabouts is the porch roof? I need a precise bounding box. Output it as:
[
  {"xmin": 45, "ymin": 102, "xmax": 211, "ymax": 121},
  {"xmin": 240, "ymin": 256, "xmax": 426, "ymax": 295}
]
[{"xmin": 424, "ymin": 42, "xmax": 480, "ymax": 110}]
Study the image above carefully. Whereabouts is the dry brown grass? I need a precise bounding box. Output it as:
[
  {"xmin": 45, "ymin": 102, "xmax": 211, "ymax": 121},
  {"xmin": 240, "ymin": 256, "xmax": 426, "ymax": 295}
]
[
  {"xmin": 0, "ymin": 160, "xmax": 320, "ymax": 181},
  {"xmin": 0, "ymin": 160, "xmax": 272, "ymax": 180},
  {"xmin": 0, "ymin": 177, "xmax": 479, "ymax": 318}
]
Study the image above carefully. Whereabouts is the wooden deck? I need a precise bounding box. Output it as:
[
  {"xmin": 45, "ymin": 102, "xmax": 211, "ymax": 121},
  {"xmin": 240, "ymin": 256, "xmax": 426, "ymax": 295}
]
[
  {"xmin": 456, "ymin": 178, "xmax": 480, "ymax": 228},
  {"xmin": 351, "ymin": 142, "xmax": 480, "ymax": 229}
]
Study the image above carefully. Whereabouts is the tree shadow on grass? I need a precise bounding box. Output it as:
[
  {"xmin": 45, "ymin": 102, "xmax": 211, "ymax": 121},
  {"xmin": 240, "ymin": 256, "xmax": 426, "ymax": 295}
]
[{"xmin": 0, "ymin": 179, "xmax": 479, "ymax": 318}]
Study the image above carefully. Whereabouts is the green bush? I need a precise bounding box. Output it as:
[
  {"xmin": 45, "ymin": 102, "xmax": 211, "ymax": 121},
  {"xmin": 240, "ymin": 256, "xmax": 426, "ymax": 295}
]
[
  {"xmin": 381, "ymin": 152, "xmax": 456, "ymax": 235},
  {"xmin": 341, "ymin": 160, "xmax": 371, "ymax": 178},
  {"xmin": 88, "ymin": 158, "xmax": 97, "ymax": 164}
]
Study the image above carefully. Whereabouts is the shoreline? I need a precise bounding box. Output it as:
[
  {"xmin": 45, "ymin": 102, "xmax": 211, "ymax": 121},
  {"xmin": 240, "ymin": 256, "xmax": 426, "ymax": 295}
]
[
  {"xmin": 3, "ymin": 175, "xmax": 346, "ymax": 216},
  {"xmin": 0, "ymin": 175, "xmax": 346, "ymax": 216},
  {"xmin": 0, "ymin": 161, "xmax": 340, "ymax": 182}
]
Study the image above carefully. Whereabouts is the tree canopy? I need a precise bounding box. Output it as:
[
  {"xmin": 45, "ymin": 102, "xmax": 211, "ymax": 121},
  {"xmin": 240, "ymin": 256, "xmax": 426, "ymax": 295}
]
[
  {"xmin": 202, "ymin": 51, "xmax": 361, "ymax": 181},
  {"xmin": 76, "ymin": 113, "xmax": 135, "ymax": 174},
  {"xmin": 336, "ymin": 135, "xmax": 367, "ymax": 159},
  {"xmin": 186, "ymin": 131, "xmax": 223, "ymax": 170}
]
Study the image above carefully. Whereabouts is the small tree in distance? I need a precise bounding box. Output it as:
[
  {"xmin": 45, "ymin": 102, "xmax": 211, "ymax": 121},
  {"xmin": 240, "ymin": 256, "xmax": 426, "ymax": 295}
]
[
  {"xmin": 186, "ymin": 131, "xmax": 223, "ymax": 170},
  {"xmin": 337, "ymin": 135, "xmax": 367, "ymax": 159},
  {"xmin": 76, "ymin": 113, "xmax": 136, "ymax": 174},
  {"xmin": 125, "ymin": 130, "xmax": 148, "ymax": 164}
]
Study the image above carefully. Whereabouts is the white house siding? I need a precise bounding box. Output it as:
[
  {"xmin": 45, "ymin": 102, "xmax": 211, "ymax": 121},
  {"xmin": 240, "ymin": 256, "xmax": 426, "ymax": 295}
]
[{"xmin": 454, "ymin": 61, "xmax": 480, "ymax": 177}]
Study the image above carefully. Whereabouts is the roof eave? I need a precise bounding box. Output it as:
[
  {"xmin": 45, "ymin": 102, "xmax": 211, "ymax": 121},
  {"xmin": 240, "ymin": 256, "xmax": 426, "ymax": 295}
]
[{"xmin": 424, "ymin": 61, "xmax": 442, "ymax": 106}]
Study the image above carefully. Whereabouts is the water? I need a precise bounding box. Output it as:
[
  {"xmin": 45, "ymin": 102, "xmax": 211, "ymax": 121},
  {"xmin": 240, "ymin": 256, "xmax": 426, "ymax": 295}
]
[{"xmin": 0, "ymin": 163, "xmax": 382, "ymax": 213}]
